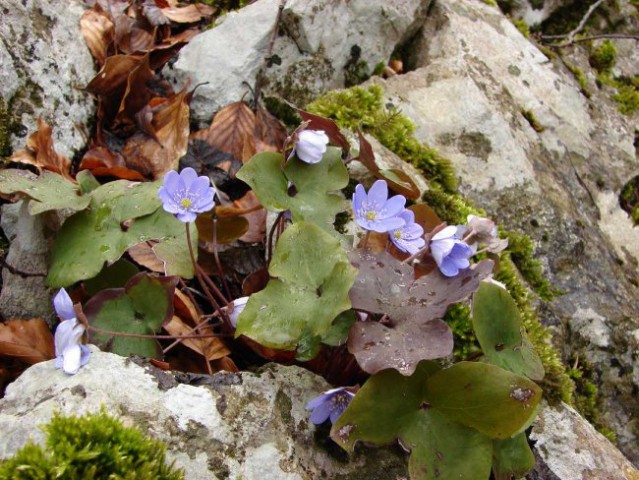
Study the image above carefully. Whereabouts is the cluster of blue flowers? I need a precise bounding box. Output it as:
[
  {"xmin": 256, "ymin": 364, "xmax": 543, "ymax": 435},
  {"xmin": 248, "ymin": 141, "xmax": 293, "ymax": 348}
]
[{"xmin": 352, "ymin": 180, "xmax": 478, "ymax": 277}]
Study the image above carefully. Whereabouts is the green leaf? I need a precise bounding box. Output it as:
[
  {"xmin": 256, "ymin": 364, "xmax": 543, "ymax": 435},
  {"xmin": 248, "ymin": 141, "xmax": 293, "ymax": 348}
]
[
  {"xmin": 425, "ymin": 362, "xmax": 542, "ymax": 439},
  {"xmin": 0, "ymin": 169, "xmax": 90, "ymax": 215},
  {"xmin": 236, "ymin": 148, "xmax": 349, "ymax": 232},
  {"xmin": 492, "ymin": 433, "xmax": 536, "ymax": 480},
  {"xmin": 47, "ymin": 180, "xmax": 196, "ymax": 287},
  {"xmin": 235, "ymin": 222, "xmax": 356, "ymax": 351},
  {"xmin": 85, "ymin": 273, "xmax": 177, "ymax": 358},
  {"xmin": 322, "ymin": 310, "xmax": 357, "ymax": 347},
  {"xmin": 472, "ymin": 282, "xmax": 544, "ymax": 380},
  {"xmin": 83, "ymin": 259, "xmax": 139, "ymax": 296},
  {"xmin": 76, "ymin": 170, "xmax": 101, "ymax": 194},
  {"xmin": 331, "ymin": 362, "xmax": 494, "ymax": 480}
]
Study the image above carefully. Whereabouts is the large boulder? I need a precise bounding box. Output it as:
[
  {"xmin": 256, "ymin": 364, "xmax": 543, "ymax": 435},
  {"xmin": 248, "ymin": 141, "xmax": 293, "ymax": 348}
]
[
  {"xmin": 368, "ymin": 0, "xmax": 639, "ymax": 463},
  {"xmin": 165, "ymin": 0, "xmax": 430, "ymax": 127},
  {"xmin": 0, "ymin": 0, "xmax": 95, "ymax": 158},
  {"xmin": 0, "ymin": 349, "xmax": 409, "ymax": 480}
]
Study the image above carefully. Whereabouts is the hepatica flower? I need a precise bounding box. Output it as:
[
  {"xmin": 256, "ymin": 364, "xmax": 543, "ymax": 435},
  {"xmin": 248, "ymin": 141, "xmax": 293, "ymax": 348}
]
[
  {"xmin": 293, "ymin": 129, "xmax": 329, "ymax": 164},
  {"xmin": 429, "ymin": 225, "xmax": 474, "ymax": 277},
  {"xmin": 390, "ymin": 209, "xmax": 425, "ymax": 254},
  {"xmin": 306, "ymin": 387, "xmax": 355, "ymax": 425},
  {"xmin": 352, "ymin": 180, "xmax": 406, "ymax": 233},
  {"xmin": 158, "ymin": 167, "xmax": 216, "ymax": 223},
  {"xmin": 53, "ymin": 289, "xmax": 90, "ymax": 375},
  {"xmin": 226, "ymin": 296, "xmax": 249, "ymax": 328}
]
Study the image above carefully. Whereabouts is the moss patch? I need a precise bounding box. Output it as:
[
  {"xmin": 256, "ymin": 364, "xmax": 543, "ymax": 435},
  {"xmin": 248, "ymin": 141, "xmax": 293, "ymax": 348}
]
[
  {"xmin": 589, "ymin": 40, "xmax": 617, "ymax": 73},
  {"xmin": 0, "ymin": 409, "xmax": 184, "ymax": 479},
  {"xmin": 620, "ymin": 175, "xmax": 639, "ymax": 226}
]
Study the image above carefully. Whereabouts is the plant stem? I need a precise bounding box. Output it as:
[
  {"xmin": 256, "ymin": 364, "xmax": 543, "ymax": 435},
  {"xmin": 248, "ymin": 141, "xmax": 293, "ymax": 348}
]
[
  {"xmin": 89, "ymin": 325, "xmax": 229, "ymax": 340},
  {"xmin": 212, "ymin": 216, "xmax": 233, "ymax": 300}
]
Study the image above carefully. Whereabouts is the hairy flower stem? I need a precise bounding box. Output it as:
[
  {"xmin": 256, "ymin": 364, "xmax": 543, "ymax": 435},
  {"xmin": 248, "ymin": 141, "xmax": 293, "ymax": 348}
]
[
  {"xmin": 267, "ymin": 211, "xmax": 285, "ymax": 262},
  {"xmin": 185, "ymin": 223, "xmax": 230, "ymax": 356},
  {"xmin": 212, "ymin": 216, "xmax": 233, "ymax": 300}
]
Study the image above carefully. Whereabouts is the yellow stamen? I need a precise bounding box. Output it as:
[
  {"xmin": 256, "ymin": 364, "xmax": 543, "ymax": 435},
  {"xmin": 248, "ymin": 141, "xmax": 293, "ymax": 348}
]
[
  {"xmin": 180, "ymin": 198, "xmax": 192, "ymax": 209},
  {"xmin": 366, "ymin": 211, "xmax": 376, "ymax": 221},
  {"xmin": 394, "ymin": 231, "xmax": 402, "ymax": 240}
]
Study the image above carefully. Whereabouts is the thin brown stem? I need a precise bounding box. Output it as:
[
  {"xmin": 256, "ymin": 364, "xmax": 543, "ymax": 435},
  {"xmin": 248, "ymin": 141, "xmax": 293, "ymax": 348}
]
[
  {"xmin": 88, "ymin": 325, "xmax": 229, "ymax": 340},
  {"xmin": 212, "ymin": 216, "xmax": 233, "ymax": 300},
  {"xmin": 267, "ymin": 211, "xmax": 285, "ymax": 262}
]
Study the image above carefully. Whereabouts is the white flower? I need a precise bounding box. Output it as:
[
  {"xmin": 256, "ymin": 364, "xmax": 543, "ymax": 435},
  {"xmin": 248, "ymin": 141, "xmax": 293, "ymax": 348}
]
[
  {"xmin": 53, "ymin": 289, "xmax": 90, "ymax": 375},
  {"xmin": 227, "ymin": 296, "xmax": 250, "ymax": 328},
  {"xmin": 294, "ymin": 130, "xmax": 329, "ymax": 164}
]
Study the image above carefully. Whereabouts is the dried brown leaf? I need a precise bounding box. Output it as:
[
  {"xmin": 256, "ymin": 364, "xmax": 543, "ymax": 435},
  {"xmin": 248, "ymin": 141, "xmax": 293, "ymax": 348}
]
[
  {"xmin": 298, "ymin": 109, "xmax": 350, "ymax": 153},
  {"xmin": 122, "ymin": 85, "xmax": 191, "ymax": 178},
  {"xmin": 79, "ymin": 146, "xmax": 146, "ymax": 180},
  {"xmin": 11, "ymin": 118, "xmax": 73, "ymax": 180},
  {"xmin": 80, "ymin": 6, "xmax": 115, "ymax": 65},
  {"xmin": 86, "ymin": 54, "xmax": 145, "ymax": 96},
  {"xmin": 204, "ymin": 102, "xmax": 257, "ymax": 164},
  {"xmin": 160, "ymin": 4, "xmax": 215, "ymax": 23},
  {"xmin": 114, "ymin": 53, "xmax": 154, "ymax": 129},
  {"xmin": 232, "ymin": 191, "xmax": 265, "ymax": 243},
  {"xmin": 114, "ymin": 13, "xmax": 155, "ymax": 54},
  {"xmin": 0, "ymin": 319, "xmax": 55, "ymax": 364},
  {"xmin": 255, "ymin": 107, "xmax": 287, "ymax": 153},
  {"xmin": 127, "ymin": 240, "xmax": 165, "ymax": 272},
  {"xmin": 164, "ymin": 316, "xmax": 230, "ymax": 361}
]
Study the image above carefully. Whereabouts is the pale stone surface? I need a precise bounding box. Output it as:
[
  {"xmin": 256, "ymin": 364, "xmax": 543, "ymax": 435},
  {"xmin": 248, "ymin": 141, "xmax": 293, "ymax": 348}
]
[
  {"xmin": 165, "ymin": 0, "xmax": 430, "ymax": 127},
  {"xmin": 0, "ymin": 349, "xmax": 409, "ymax": 480},
  {"xmin": 0, "ymin": 0, "xmax": 95, "ymax": 157},
  {"xmin": 368, "ymin": 0, "xmax": 639, "ymax": 462},
  {"xmin": 0, "ymin": 201, "xmax": 54, "ymax": 321},
  {"xmin": 531, "ymin": 402, "xmax": 639, "ymax": 480}
]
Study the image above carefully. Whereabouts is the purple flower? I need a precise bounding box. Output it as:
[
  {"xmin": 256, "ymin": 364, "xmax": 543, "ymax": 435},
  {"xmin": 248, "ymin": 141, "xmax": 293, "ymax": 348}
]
[
  {"xmin": 306, "ymin": 387, "xmax": 355, "ymax": 425},
  {"xmin": 158, "ymin": 167, "xmax": 216, "ymax": 223},
  {"xmin": 293, "ymin": 130, "xmax": 329, "ymax": 164},
  {"xmin": 53, "ymin": 289, "xmax": 90, "ymax": 375},
  {"xmin": 390, "ymin": 210, "xmax": 425, "ymax": 254},
  {"xmin": 352, "ymin": 180, "xmax": 406, "ymax": 233},
  {"xmin": 429, "ymin": 225, "xmax": 474, "ymax": 277}
]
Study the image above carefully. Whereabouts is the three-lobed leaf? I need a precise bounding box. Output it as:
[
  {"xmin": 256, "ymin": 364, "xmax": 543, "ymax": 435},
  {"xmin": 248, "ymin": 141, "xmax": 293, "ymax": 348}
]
[{"xmin": 235, "ymin": 222, "xmax": 356, "ymax": 351}]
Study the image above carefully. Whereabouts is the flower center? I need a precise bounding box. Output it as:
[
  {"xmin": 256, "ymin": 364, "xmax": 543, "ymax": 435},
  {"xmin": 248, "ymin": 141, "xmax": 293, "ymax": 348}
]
[
  {"xmin": 366, "ymin": 211, "xmax": 376, "ymax": 221},
  {"xmin": 394, "ymin": 230, "xmax": 403, "ymax": 240},
  {"xmin": 180, "ymin": 198, "xmax": 193, "ymax": 209}
]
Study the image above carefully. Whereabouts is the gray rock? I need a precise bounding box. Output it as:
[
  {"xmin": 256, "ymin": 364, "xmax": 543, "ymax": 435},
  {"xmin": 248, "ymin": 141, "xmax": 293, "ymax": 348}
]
[
  {"xmin": 0, "ymin": 349, "xmax": 409, "ymax": 480},
  {"xmin": 367, "ymin": 0, "xmax": 639, "ymax": 463},
  {"xmin": 0, "ymin": 0, "xmax": 95, "ymax": 158},
  {"xmin": 165, "ymin": 0, "xmax": 430, "ymax": 127},
  {"xmin": 531, "ymin": 402, "xmax": 639, "ymax": 480},
  {"xmin": 0, "ymin": 201, "xmax": 54, "ymax": 322}
]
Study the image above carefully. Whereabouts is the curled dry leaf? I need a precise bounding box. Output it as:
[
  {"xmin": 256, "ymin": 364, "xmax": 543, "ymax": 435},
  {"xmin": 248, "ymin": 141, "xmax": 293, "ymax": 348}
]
[
  {"xmin": 11, "ymin": 118, "xmax": 73, "ymax": 180},
  {"xmin": 122, "ymin": 84, "xmax": 191, "ymax": 179},
  {"xmin": 255, "ymin": 108, "xmax": 287, "ymax": 153},
  {"xmin": 160, "ymin": 4, "xmax": 215, "ymax": 23},
  {"xmin": 0, "ymin": 318, "xmax": 55, "ymax": 364},
  {"xmin": 201, "ymin": 101, "xmax": 257, "ymax": 164},
  {"xmin": 127, "ymin": 240, "xmax": 165, "ymax": 273},
  {"xmin": 164, "ymin": 316, "xmax": 230, "ymax": 361},
  {"xmin": 113, "ymin": 54, "xmax": 154, "ymax": 130},
  {"xmin": 80, "ymin": 5, "xmax": 115, "ymax": 65},
  {"xmin": 79, "ymin": 146, "xmax": 146, "ymax": 181},
  {"xmin": 86, "ymin": 54, "xmax": 146, "ymax": 97},
  {"xmin": 113, "ymin": 12, "xmax": 156, "ymax": 54}
]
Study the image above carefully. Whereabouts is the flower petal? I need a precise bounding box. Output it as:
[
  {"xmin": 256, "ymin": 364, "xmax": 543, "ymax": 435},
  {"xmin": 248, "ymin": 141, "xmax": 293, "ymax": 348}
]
[
  {"xmin": 176, "ymin": 211, "xmax": 197, "ymax": 223},
  {"xmin": 379, "ymin": 194, "xmax": 406, "ymax": 220},
  {"xmin": 309, "ymin": 402, "xmax": 332, "ymax": 425},
  {"xmin": 180, "ymin": 167, "xmax": 199, "ymax": 187},
  {"xmin": 53, "ymin": 289, "xmax": 76, "ymax": 320},
  {"xmin": 62, "ymin": 344, "xmax": 82, "ymax": 375},
  {"xmin": 371, "ymin": 215, "xmax": 406, "ymax": 233},
  {"xmin": 367, "ymin": 179, "xmax": 389, "ymax": 206}
]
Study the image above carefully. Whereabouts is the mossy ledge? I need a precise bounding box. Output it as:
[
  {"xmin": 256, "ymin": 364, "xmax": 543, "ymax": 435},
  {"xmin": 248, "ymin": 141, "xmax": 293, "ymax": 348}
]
[
  {"xmin": 0, "ymin": 409, "xmax": 184, "ymax": 479},
  {"xmin": 306, "ymin": 85, "xmax": 573, "ymax": 403}
]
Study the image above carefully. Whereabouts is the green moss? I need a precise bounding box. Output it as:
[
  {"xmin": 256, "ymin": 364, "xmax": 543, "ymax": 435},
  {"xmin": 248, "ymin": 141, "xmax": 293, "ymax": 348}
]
[
  {"xmin": 589, "ymin": 40, "xmax": 617, "ymax": 73},
  {"xmin": 620, "ymin": 175, "xmax": 639, "ymax": 226},
  {"xmin": 612, "ymin": 80, "xmax": 639, "ymax": 115},
  {"xmin": 343, "ymin": 45, "xmax": 371, "ymax": 88},
  {"xmin": 482, "ymin": 0, "xmax": 498, "ymax": 6},
  {"xmin": 263, "ymin": 96, "xmax": 301, "ymax": 128},
  {"xmin": 0, "ymin": 96, "xmax": 21, "ymax": 162},
  {"xmin": 521, "ymin": 109, "xmax": 545, "ymax": 133},
  {"xmin": 445, "ymin": 303, "xmax": 481, "ymax": 360},
  {"xmin": 563, "ymin": 61, "xmax": 592, "ymax": 98},
  {"xmin": 306, "ymin": 86, "xmax": 458, "ymax": 193},
  {"xmin": 372, "ymin": 61, "xmax": 386, "ymax": 76},
  {"xmin": 0, "ymin": 409, "xmax": 184, "ymax": 479},
  {"xmin": 567, "ymin": 356, "xmax": 617, "ymax": 442},
  {"xmin": 511, "ymin": 18, "xmax": 530, "ymax": 38}
]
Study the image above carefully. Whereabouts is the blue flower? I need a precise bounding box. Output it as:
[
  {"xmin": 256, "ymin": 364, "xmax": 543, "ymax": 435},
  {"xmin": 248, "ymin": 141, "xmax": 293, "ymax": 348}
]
[
  {"xmin": 429, "ymin": 226, "xmax": 474, "ymax": 277},
  {"xmin": 352, "ymin": 180, "xmax": 406, "ymax": 233},
  {"xmin": 306, "ymin": 387, "xmax": 355, "ymax": 425},
  {"xmin": 158, "ymin": 167, "xmax": 216, "ymax": 223},
  {"xmin": 53, "ymin": 289, "xmax": 90, "ymax": 375},
  {"xmin": 293, "ymin": 130, "xmax": 329, "ymax": 164},
  {"xmin": 390, "ymin": 209, "xmax": 425, "ymax": 254}
]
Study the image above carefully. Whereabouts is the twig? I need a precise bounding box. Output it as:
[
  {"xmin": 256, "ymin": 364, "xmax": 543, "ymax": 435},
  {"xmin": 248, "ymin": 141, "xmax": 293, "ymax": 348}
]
[
  {"xmin": 540, "ymin": 0, "xmax": 606, "ymax": 47},
  {"xmin": 89, "ymin": 325, "xmax": 229, "ymax": 340},
  {"xmin": 252, "ymin": 0, "xmax": 286, "ymax": 109},
  {"xmin": 561, "ymin": 33, "xmax": 639, "ymax": 44}
]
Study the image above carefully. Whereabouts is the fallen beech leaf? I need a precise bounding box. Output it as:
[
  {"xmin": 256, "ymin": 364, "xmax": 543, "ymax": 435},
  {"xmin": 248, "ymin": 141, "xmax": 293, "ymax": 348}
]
[
  {"xmin": 80, "ymin": 5, "xmax": 115, "ymax": 65},
  {"xmin": 255, "ymin": 107, "xmax": 287, "ymax": 153},
  {"xmin": 114, "ymin": 54, "xmax": 154, "ymax": 129},
  {"xmin": 11, "ymin": 118, "xmax": 73, "ymax": 180},
  {"xmin": 0, "ymin": 319, "xmax": 55, "ymax": 364},
  {"xmin": 164, "ymin": 316, "xmax": 230, "ymax": 361},
  {"xmin": 79, "ymin": 146, "xmax": 146, "ymax": 181},
  {"xmin": 122, "ymin": 84, "xmax": 191, "ymax": 178},
  {"xmin": 86, "ymin": 54, "xmax": 146, "ymax": 97},
  {"xmin": 161, "ymin": 4, "xmax": 215, "ymax": 23},
  {"xmin": 114, "ymin": 13, "xmax": 155, "ymax": 54},
  {"xmin": 233, "ymin": 191, "xmax": 266, "ymax": 243},
  {"xmin": 127, "ymin": 240, "xmax": 165, "ymax": 273},
  {"xmin": 204, "ymin": 102, "xmax": 257, "ymax": 164}
]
